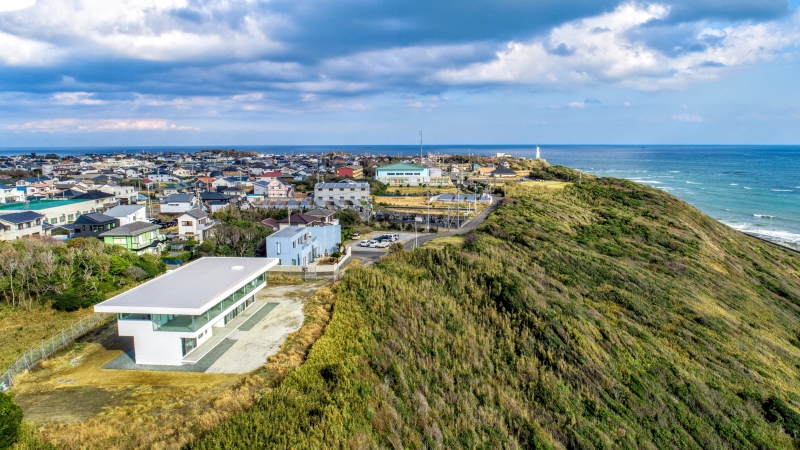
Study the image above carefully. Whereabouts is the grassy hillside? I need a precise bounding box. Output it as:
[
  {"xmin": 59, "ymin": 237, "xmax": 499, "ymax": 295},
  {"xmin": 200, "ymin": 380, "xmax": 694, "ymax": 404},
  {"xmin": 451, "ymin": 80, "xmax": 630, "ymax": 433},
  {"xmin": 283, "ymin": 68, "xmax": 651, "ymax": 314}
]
[{"xmin": 192, "ymin": 175, "xmax": 800, "ymax": 449}]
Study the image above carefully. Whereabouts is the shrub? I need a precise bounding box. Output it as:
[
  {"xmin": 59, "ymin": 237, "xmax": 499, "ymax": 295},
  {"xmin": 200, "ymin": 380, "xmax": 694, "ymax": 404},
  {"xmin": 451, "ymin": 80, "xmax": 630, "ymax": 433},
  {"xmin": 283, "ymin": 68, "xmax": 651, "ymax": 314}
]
[
  {"xmin": 135, "ymin": 254, "xmax": 167, "ymax": 278},
  {"xmin": 331, "ymin": 251, "xmax": 342, "ymax": 258},
  {"xmin": 389, "ymin": 242, "xmax": 404, "ymax": 253},
  {"xmin": 0, "ymin": 392, "xmax": 23, "ymax": 448},
  {"xmin": 52, "ymin": 290, "xmax": 106, "ymax": 311},
  {"xmin": 764, "ymin": 396, "xmax": 800, "ymax": 438},
  {"xmin": 123, "ymin": 265, "xmax": 148, "ymax": 281}
]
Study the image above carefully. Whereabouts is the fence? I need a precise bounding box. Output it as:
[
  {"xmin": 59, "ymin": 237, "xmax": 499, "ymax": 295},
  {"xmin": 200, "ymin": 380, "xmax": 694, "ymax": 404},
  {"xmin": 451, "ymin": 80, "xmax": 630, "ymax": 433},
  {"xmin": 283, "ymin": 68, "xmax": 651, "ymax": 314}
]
[{"xmin": 0, "ymin": 312, "xmax": 111, "ymax": 392}]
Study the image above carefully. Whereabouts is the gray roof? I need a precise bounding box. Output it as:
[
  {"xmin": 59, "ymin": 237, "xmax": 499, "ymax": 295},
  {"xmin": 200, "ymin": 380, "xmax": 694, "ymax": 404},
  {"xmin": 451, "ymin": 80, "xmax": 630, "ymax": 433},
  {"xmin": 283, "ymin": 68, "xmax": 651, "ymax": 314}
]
[
  {"xmin": 94, "ymin": 257, "xmax": 278, "ymax": 315},
  {"xmin": 305, "ymin": 208, "xmax": 336, "ymax": 217},
  {"xmin": 181, "ymin": 208, "xmax": 208, "ymax": 219},
  {"xmin": 0, "ymin": 211, "xmax": 45, "ymax": 224},
  {"xmin": 74, "ymin": 212, "xmax": 116, "ymax": 225},
  {"xmin": 315, "ymin": 181, "xmax": 369, "ymax": 189},
  {"xmin": 105, "ymin": 204, "xmax": 145, "ymax": 217},
  {"xmin": 268, "ymin": 227, "xmax": 307, "ymax": 239},
  {"xmin": 165, "ymin": 193, "xmax": 195, "ymax": 203},
  {"xmin": 99, "ymin": 221, "xmax": 160, "ymax": 237}
]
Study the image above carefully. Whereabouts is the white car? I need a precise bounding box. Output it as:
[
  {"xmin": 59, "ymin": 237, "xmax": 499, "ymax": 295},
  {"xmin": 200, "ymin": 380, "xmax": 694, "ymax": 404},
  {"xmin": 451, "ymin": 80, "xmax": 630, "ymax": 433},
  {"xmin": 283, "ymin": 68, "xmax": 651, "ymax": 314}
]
[
  {"xmin": 377, "ymin": 241, "xmax": 390, "ymax": 248},
  {"xmin": 359, "ymin": 240, "xmax": 370, "ymax": 247},
  {"xmin": 351, "ymin": 233, "xmax": 360, "ymax": 239},
  {"xmin": 368, "ymin": 240, "xmax": 379, "ymax": 248}
]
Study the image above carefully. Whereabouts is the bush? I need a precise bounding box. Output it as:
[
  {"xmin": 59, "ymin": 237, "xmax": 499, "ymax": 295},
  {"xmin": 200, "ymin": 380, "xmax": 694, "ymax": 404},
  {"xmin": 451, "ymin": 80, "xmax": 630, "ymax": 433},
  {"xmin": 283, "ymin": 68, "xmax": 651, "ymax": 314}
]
[
  {"xmin": 123, "ymin": 265, "xmax": 148, "ymax": 281},
  {"xmin": 389, "ymin": 242, "xmax": 404, "ymax": 253},
  {"xmin": 0, "ymin": 392, "xmax": 23, "ymax": 448},
  {"xmin": 52, "ymin": 290, "xmax": 106, "ymax": 311},
  {"xmin": 763, "ymin": 396, "xmax": 800, "ymax": 438},
  {"xmin": 135, "ymin": 254, "xmax": 167, "ymax": 278},
  {"xmin": 331, "ymin": 251, "xmax": 342, "ymax": 258}
]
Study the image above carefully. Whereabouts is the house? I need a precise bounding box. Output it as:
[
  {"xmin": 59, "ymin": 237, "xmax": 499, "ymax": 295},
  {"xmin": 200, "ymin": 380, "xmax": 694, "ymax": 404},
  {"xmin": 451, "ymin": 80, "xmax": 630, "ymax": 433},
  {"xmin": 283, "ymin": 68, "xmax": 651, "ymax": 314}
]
[
  {"xmin": 0, "ymin": 211, "xmax": 45, "ymax": 240},
  {"xmin": 490, "ymin": 166, "xmax": 518, "ymax": 178},
  {"xmin": 99, "ymin": 221, "xmax": 165, "ymax": 255},
  {"xmin": 257, "ymin": 218, "xmax": 280, "ymax": 231},
  {"xmin": 72, "ymin": 213, "xmax": 120, "ymax": 239},
  {"xmin": 266, "ymin": 223, "xmax": 341, "ymax": 266},
  {"xmin": 305, "ymin": 208, "xmax": 339, "ymax": 225},
  {"xmin": 177, "ymin": 209, "xmax": 216, "ymax": 243},
  {"xmin": 336, "ymin": 165, "xmax": 363, "ymax": 179},
  {"xmin": 72, "ymin": 191, "xmax": 118, "ymax": 209},
  {"xmin": 94, "ymin": 257, "xmax": 278, "ymax": 365},
  {"xmin": 99, "ymin": 183, "xmax": 138, "ymax": 205},
  {"xmin": 313, "ymin": 180, "xmax": 370, "ymax": 209},
  {"xmin": 160, "ymin": 193, "xmax": 198, "ymax": 214},
  {"xmin": 0, "ymin": 184, "xmax": 24, "ymax": 203},
  {"xmin": 162, "ymin": 182, "xmax": 193, "ymax": 196},
  {"xmin": 375, "ymin": 163, "xmax": 430, "ymax": 186},
  {"xmin": 259, "ymin": 172, "xmax": 283, "ymax": 181},
  {"xmin": 148, "ymin": 171, "xmax": 175, "ymax": 183},
  {"xmin": 105, "ymin": 204, "xmax": 148, "ymax": 226},
  {"xmin": 195, "ymin": 177, "xmax": 214, "ymax": 192},
  {"xmin": 276, "ymin": 213, "xmax": 321, "ymax": 229},
  {"xmin": 253, "ymin": 178, "xmax": 295, "ymax": 198}
]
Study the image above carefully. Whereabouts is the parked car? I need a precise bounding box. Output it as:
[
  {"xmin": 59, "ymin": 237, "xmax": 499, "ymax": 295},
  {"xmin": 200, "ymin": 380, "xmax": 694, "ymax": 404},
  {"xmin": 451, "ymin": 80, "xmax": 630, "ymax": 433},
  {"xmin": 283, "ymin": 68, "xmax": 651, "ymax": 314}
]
[
  {"xmin": 351, "ymin": 233, "xmax": 360, "ymax": 239},
  {"xmin": 377, "ymin": 241, "xmax": 390, "ymax": 248},
  {"xmin": 368, "ymin": 240, "xmax": 379, "ymax": 248},
  {"xmin": 391, "ymin": 233, "xmax": 400, "ymax": 241},
  {"xmin": 359, "ymin": 240, "xmax": 370, "ymax": 247}
]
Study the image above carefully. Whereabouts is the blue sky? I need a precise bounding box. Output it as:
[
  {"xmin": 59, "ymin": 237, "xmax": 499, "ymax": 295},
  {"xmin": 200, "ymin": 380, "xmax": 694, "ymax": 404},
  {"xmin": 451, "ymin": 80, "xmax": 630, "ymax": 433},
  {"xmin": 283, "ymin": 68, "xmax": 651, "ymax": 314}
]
[{"xmin": 0, "ymin": 0, "xmax": 799, "ymax": 146}]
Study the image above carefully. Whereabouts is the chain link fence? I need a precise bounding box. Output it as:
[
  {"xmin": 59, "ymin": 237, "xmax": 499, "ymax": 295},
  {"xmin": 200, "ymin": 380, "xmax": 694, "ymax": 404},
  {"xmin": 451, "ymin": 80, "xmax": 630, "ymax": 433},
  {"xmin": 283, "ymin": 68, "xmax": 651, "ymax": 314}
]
[{"xmin": 0, "ymin": 312, "xmax": 111, "ymax": 392}]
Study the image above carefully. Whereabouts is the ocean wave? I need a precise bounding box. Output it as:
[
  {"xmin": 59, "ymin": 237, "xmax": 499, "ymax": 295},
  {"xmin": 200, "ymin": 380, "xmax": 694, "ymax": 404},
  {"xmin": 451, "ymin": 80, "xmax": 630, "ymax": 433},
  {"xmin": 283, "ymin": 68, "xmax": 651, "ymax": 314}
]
[
  {"xmin": 668, "ymin": 171, "xmax": 680, "ymax": 173},
  {"xmin": 772, "ymin": 189, "xmax": 793, "ymax": 192},
  {"xmin": 730, "ymin": 183, "xmax": 738, "ymax": 186},
  {"xmin": 686, "ymin": 181, "xmax": 701, "ymax": 184},
  {"xmin": 723, "ymin": 222, "xmax": 800, "ymax": 245},
  {"xmin": 631, "ymin": 179, "xmax": 661, "ymax": 184},
  {"xmin": 753, "ymin": 214, "xmax": 775, "ymax": 219},
  {"xmin": 743, "ymin": 187, "xmax": 751, "ymax": 190}
]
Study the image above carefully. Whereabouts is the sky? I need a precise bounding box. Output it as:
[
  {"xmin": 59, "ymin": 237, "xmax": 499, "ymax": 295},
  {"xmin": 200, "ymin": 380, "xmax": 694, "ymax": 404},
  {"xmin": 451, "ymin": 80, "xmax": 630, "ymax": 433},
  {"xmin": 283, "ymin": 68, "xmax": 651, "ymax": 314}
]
[{"xmin": 0, "ymin": 0, "xmax": 799, "ymax": 146}]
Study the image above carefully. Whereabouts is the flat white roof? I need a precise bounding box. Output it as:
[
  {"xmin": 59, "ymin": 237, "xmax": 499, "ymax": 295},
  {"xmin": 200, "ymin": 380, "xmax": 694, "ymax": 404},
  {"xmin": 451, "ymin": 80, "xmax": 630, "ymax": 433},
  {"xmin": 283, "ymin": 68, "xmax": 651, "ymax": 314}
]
[{"xmin": 94, "ymin": 257, "xmax": 278, "ymax": 315}]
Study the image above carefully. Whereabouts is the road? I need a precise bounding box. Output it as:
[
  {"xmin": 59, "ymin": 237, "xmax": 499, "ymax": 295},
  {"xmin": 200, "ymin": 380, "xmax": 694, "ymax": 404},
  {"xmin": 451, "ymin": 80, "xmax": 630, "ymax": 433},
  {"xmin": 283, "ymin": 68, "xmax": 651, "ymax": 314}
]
[{"xmin": 351, "ymin": 196, "xmax": 502, "ymax": 265}]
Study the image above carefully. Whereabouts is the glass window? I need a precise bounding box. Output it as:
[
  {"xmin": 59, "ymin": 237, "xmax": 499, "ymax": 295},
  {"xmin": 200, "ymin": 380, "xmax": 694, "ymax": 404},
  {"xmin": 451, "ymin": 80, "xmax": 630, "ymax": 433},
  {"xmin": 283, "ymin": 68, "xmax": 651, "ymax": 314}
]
[{"xmin": 113, "ymin": 237, "xmax": 126, "ymax": 245}]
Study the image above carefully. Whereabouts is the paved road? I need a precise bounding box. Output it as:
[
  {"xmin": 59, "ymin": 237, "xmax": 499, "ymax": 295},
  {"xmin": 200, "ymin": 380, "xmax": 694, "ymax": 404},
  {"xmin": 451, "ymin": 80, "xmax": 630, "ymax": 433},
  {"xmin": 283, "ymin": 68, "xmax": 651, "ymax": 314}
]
[{"xmin": 351, "ymin": 196, "xmax": 502, "ymax": 265}]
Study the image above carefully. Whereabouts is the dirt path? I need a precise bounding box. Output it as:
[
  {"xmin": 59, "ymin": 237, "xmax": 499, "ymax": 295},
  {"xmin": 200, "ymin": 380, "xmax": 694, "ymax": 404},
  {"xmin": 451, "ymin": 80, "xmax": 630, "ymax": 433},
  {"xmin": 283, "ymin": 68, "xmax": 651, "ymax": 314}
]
[{"xmin": 205, "ymin": 281, "xmax": 326, "ymax": 373}]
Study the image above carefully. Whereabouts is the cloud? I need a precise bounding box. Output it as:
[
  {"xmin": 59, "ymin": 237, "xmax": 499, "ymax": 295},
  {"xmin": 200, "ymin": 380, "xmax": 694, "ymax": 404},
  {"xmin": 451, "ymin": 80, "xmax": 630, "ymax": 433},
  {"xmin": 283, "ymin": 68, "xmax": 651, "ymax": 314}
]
[
  {"xmin": 437, "ymin": 3, "xmax": 800, "ymax": 91},
  {"xmin": 3, "ymin": 118, "xmax": 198, "ymax": 132},
  {"xmin": 0, "ymin": 0, "xmax": 35, "ymax": 13},
  {"xmin": 672, "ymin": 113, "xmax": 703, "ymax": 122},
  {"xmin": 52, "ymin": 92, "xmax": 105, "ymax": 105},
  {"xmin": 568, "ymin": 101, "xmax": 586, "ymax": 108}
]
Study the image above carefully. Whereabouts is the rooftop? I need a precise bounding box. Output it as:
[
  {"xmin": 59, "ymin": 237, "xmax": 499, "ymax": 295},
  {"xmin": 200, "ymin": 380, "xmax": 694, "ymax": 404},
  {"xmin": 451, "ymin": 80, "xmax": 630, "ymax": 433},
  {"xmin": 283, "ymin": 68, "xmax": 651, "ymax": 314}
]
[
  {"xmin": 105, "ymin": 204, "xmax": 145, "ymax": 217},
  {"xmin": 99, "ymin": 221, "xmax": 160, "ymax": 237},
  {"xmin": 0, "ymin": 199, "xmax": 90, "ymax": 212},
  {"xmin": 376, "ymin": 163, "xmax": 425, "ymax": 171},
  {"xmin": 94, "ymin": 257, "xmax": 278, "ymax": 315}
]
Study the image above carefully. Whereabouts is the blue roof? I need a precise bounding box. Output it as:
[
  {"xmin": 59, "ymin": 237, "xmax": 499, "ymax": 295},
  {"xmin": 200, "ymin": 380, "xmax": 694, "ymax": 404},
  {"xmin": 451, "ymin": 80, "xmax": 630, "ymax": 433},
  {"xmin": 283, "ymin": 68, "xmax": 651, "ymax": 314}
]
[{"xmin": 0, "ymin": 211, "xmax": 45, "ymax": 224}]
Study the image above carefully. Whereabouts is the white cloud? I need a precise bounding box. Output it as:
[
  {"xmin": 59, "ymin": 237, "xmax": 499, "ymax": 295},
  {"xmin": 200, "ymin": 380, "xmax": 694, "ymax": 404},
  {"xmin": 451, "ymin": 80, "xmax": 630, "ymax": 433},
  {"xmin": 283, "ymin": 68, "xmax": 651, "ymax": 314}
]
[
  {"xmin": 437, "ymin": 3, "xmax": 800, "ymax": 91},
  {"xmin": 3, "ymin": 118, "xmax": 198, "ymax": 132},
  {"xmin": 407, "ymin": 101, "xmax": 424, "ymax": 108},
  {"xmin": 52, "ymin": 92, "xmax": 105, "ymax": 105},
  {"xmin": 672, "ymin": 113, "xmax": 703, "ymax": 122},
  {"xmin": 568, "ymin": 101, "xmax": 586, "ymax": 108},
  {"xmin": 0, "ymin": 30, "xmax": 56, "ymax": 65},
  {"xmin": 0, "ymin": 0, "xmax": 36, "ymax": 13}
]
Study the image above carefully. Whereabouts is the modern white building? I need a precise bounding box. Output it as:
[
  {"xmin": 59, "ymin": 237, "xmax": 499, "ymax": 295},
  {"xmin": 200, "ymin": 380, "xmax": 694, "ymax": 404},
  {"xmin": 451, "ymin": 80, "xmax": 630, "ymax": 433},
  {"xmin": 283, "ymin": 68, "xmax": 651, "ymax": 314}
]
[
  {"xmin": 177, "ymin": 208, "xmax": 216, "ymax": 243},
  {"xmin": 94, "ymin": 257, "xmax": 278, "ymax": 366},
  {"xmin": 375, "ymin": 163, "xmax": 430, "ymax": 186},
  {"xmin": 105, "ymin": 204, "xmax": 148, "ymax": 225},
  {"xmin": 160, "ymin": 193, "xmax": 198, "ymax": 214},
  {"xmin": 313, "ymin": 180, "xmax": 370, "ymax": 209}
]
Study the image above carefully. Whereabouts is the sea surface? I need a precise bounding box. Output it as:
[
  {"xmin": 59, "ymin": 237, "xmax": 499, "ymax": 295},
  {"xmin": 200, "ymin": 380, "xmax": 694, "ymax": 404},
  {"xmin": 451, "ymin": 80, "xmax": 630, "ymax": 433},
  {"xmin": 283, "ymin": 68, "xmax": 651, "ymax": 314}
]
[{"xmin": 2, "ymin": 145, "xmax": 798, "ymax": 248}]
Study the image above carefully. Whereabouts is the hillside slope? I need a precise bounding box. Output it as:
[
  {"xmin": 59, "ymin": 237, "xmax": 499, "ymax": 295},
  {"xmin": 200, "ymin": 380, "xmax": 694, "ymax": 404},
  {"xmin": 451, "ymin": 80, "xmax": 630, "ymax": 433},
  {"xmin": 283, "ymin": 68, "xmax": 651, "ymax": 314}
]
[{"xmin": 193, "ymin": 176, "xmax": 800, "ymax": 449}]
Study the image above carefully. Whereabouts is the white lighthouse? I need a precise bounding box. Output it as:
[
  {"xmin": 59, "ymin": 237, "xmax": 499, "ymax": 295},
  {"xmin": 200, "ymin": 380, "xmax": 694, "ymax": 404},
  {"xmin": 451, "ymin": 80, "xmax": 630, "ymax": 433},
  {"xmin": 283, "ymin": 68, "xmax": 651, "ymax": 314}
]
[{"xmin": 536, "ymin": 146, "xmax": 541, "ymax": 159}]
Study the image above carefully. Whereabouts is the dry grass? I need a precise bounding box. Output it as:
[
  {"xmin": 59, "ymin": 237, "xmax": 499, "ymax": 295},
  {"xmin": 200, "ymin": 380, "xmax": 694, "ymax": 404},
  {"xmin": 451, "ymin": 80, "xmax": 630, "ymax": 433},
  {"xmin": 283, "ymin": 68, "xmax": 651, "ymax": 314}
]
[
  {"xmin": 11, "ymin": 284, "xmax": 338, "ymax": 450},
  {"xmin": 422, "ymin": 236, "xmax": 465, "ymax": 250},
  {"xmin": 0, "ymin": 304, "xmax": 89, "ymax": 370},
  {"xmin": 386, "ymin": 186, "xmax": 456, "ymax": 195},
  {"xmin": 376, "ymin": 196, "xmax": 431, "ymax": 207},
  {"xmin": 519, "ymin": 180, "xmax": 572, "ymax": 189}
]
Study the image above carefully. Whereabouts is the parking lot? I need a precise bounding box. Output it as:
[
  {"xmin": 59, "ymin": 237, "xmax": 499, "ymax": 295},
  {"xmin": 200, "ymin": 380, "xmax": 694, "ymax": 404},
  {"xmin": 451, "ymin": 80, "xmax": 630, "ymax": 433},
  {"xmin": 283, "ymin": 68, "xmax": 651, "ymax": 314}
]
[{"xmin": 347, "ymin": 232, "xmax": 419, "ymax": 252}]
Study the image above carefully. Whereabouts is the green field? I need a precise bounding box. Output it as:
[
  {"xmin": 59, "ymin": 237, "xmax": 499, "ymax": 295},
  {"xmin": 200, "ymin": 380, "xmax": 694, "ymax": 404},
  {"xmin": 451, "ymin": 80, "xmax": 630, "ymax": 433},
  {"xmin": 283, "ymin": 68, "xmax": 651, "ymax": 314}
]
[{"xmin": 191, "ymin": 167, "xmax": 800, "ymax": 448}]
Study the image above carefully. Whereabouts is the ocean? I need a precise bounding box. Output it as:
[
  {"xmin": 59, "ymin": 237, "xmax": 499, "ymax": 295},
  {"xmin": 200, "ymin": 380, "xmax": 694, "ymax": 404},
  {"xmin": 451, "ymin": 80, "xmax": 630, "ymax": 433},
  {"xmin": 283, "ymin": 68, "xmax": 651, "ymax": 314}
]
[{"xmin": 2, "ymin": 144, "xmax": 798, "ymax": 248}]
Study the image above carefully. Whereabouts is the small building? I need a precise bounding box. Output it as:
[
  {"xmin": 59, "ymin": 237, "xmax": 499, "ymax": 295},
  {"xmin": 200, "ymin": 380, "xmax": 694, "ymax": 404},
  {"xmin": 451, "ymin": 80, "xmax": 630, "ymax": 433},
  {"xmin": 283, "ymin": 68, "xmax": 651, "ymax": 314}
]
[
  {"xmin": 177, "ymin": 209, "xmax": 216, "ymax": 243},
  {"xmin": 100, "ymin": 221, "xmax": 164, "ymax": 255},
  {"xmin": 94, "ymin": 257, "xmax": 278, "ymax": 365},
  {"xmin": 104, "ymin": 204, "xmax": 148, "ymax": 226},
  {"xmin": 0, "ymin": 199, "xmax": 95, "ymax": 226},
  {"xmin": 72, "ymin": 191, "xmax": 118, "ymax": 209},
  {"xmin": 305, "ymin": 208, "xmax": 339, "ymax": 225},
  {"xmin": 266, "ymin": 224, "xmax": 341, "ymax": 266},
  {"xmin": 375, "ymin": 163, "xmax": 430, "ymax": 186},
  {"xmin": 160, "ymin": 193, "xmax": 198, "ymax": 214},
  {"xmin": 253, "ymin": 178, "xmax": 295, "ymax": 198},
  {"xmin": 72, "ymin": 212, "xmax": 120, "ymax": 239},
  {"xmin": 490, "ymin": 166, "xmax": 518, "ymax": 178},
  {"xmin": 336, "ymin": 165, "xmax": 363, "ymax": 179},
  {"xmin": 0, "ymin": 211, "xmax": 45, "ymax": 241}
]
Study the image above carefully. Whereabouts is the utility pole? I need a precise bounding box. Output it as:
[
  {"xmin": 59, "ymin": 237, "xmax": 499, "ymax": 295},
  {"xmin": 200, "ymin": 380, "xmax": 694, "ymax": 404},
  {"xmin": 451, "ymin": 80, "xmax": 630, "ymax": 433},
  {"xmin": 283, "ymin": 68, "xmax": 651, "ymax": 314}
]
[{"xmin": 419, "ymin": 130, "xmax": 423, "ymax": 164}]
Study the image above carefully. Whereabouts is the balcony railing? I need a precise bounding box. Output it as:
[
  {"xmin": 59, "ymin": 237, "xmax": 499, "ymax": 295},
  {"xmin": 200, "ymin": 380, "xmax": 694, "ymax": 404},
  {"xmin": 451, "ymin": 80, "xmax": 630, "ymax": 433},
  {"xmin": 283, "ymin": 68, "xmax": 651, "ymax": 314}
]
[{"xmin": 151, "ymin": 271, "xmax": 267, "ymax": 332}]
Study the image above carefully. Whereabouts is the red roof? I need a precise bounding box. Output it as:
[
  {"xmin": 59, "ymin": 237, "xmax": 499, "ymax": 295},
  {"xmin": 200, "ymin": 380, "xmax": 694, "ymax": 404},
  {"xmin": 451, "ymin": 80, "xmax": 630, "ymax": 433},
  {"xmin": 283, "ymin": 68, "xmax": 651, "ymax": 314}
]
[{"xmin": 261, "ymin": 172, "xmax": 283, "ymax": 178}]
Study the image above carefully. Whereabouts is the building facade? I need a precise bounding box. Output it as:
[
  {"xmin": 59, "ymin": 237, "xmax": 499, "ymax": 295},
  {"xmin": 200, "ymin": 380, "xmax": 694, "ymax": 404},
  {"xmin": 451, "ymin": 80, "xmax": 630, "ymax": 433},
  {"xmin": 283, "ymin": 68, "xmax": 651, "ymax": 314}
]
[
  {"xmin": 100, "ymin": 221, "xmax": 165, "ymax": 255},
  {"xmin": 375, "ymin": 163, "xmax": 430, "ymax": 186},
  {"xmin": 0, "ymin": 211, "xmax": 45, "ymax": 240},
  {"xmin": 253, "ymin": 178, "xmax": 295, "ymax": 198},
  {"xmin": 266, "ymin": 223, "xmax": 341, "ymax": 266},
  {"xmin": 94, "ymin": 257, "xmax": 278, "ymax": 365},
  {"xmin": 177, "ymin": 208, "xmax": 216, "ymax": 243},
  {"xmin": 313, "ymin": 180, "xmax": 370, "ymax": 209}
]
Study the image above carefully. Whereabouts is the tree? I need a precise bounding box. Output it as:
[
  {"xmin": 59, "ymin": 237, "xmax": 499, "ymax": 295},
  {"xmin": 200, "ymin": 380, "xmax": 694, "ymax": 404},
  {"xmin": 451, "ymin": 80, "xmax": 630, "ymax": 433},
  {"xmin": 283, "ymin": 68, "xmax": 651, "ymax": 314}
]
[{"xmin": 0, "ymin": 392, "xmax": 23, "ymax": 448}]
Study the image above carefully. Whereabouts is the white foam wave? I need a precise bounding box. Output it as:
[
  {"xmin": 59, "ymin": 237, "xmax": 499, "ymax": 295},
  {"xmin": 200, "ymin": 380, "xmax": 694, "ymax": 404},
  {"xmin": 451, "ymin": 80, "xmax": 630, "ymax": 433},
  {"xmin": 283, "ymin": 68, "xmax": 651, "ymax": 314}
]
[
  {"xmin": 753, "ymin": 214, "xmax": 775, "ymax": 219},
  {"xmin": 723, "ymin": 222, "xmax": 800, "ymax": 245},
  {"xmin": 730, "ymin": 183, "xmax": 738, "ymax": 186},
  {"xmin": 668, "ymin": 171, "xmax": 680, "ymax": 173},
  {"xmin": 686, "ymin": 181, "xmax": 701, "ymax": 184},
  {"xmin": 743, "ymin": 187, "xmax": 751, "ymax": 190},
  {"xmin": 772, "ymin": 189, "xmax": 793, "ymax": 192},
  {"xmin": 631, "ymin": 179, "xmax": 662, "ymax": 184}
]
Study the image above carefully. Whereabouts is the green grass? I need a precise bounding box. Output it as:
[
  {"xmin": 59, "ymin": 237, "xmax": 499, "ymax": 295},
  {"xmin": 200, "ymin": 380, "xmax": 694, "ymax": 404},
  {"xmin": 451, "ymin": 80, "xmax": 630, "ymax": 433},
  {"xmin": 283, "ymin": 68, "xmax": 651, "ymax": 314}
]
[{"xmin": 186, "ymin": 176, "xmax": 800, "ymax": 448}]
